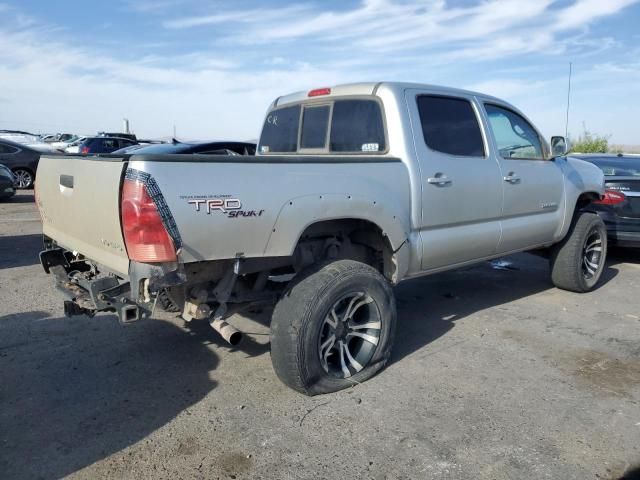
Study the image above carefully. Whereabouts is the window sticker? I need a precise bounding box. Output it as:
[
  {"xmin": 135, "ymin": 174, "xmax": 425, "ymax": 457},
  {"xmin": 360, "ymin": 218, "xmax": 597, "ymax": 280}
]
[
  {"xmin": 361, "ymin": 143, "xmax": 379, "ymax": 152},
  {"xmin": 260, "ymin": 145, "xmax": 270, "ymax": 153}
]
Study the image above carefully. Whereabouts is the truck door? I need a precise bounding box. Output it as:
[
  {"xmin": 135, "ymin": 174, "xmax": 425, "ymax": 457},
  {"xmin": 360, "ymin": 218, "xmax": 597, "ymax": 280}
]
[
  {"xmin": 405, "ymin": 90, "xmax": 503, "ymax": 270},
  {"xmin": 481, "ymin": 103, "xmax": 565, "ymax": 252}
]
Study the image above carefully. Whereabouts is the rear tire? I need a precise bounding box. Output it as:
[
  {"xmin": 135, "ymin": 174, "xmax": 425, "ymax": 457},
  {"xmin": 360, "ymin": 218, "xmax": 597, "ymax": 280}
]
[
  {"xmin": 550, "ymin": 212, "xmax": 607, "ymax": 292},
  {"xmin": 270, "ymin": 260, "xmax": 396, "ymax": 396}
]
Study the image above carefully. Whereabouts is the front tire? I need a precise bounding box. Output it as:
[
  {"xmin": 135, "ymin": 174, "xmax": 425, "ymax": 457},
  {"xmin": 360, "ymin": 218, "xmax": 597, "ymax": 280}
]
[
  {"xmin": 550, "ymin": 212, "xmax": 607, "ymax": 292},
  {"xmin": 270, "ymin": 260, "xmax": 396, "ymax": 396}
]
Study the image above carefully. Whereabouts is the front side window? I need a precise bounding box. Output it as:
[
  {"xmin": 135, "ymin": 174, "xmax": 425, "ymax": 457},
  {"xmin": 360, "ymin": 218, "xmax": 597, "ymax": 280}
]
[
  {"xmin": 103, "ymin": 139, "xmax": 117, "ymax": 150},
  {"xmin": 300, "ymin": 105, "xmax": 330, "ymax": 149},
  {"xmin": 259, "ymin": 105, "xmax": 301, "ymax": 153},
  {"xmin": 417, "ymin": 95, "xmax": 485, "ymax": 157},
  {"xmin": 485, "ymin": 104, "xmax": 544, "ymax": 160}
]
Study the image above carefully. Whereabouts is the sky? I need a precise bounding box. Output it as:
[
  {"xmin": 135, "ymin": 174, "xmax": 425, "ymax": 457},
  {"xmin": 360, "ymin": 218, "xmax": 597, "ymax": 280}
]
[{"xmin": 0, "ymin": 0, "xmax": 639, "ymax": 144}]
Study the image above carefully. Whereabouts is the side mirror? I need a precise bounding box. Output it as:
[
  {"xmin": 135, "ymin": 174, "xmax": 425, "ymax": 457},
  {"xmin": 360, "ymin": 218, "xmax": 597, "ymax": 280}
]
[{"xmin": 550, "ymin": 136, "xmax": 569, "ymax": 157}]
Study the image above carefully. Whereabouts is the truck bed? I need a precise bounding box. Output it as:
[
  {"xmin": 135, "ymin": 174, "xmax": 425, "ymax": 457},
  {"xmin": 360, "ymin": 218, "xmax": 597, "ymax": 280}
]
[{"xmin": 36, "ymin": 153, "xmax": 411, "ymax": 277}]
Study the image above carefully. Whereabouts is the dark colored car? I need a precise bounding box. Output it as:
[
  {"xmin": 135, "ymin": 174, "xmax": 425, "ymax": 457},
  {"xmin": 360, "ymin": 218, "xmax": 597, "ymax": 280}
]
[
  {"xmin": 98, "ymin": 132, "xmax": 137, "ymax": 142},
  {"xmin": 112, "ymin": 140, "xmax": 256, "ymax": 156},
  {"xmin": 0, "ymin": 163, "xmax": 16, "ymax": 199},
  {"xmin": 573, "ymin": 154, "xmax": 640, "ymax": 248},
  {"xmin": 79, "ymin": 137, "xmax": 138, "ymax": 155},
  {"xmin": 0, "ymin": 139, "xmax": 40, "ymax": 189}
]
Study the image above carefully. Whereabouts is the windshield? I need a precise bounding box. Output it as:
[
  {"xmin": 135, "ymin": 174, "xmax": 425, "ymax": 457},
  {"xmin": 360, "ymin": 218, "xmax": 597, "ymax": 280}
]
[{"xmin": 579, "ymin": 156, "xmax": 640, "ymax": 176}]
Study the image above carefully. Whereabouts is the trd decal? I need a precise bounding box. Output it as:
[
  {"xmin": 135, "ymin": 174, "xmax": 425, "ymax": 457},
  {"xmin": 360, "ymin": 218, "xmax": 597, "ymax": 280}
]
[
  {"xmin": 185, "ymin": 196, "xmax": 264, "ymax": 219},
  {"xmin": 188, "ymin": 198, "xmax": 242, "ymax": 214}
]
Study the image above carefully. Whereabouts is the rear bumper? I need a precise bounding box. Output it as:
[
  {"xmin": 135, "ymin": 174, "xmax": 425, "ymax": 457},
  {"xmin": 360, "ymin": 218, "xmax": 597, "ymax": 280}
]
[
  {"xmin": 608, "ymin": 230, "xmax": 640, "ymax": 248},
  {"xmin": 599, "ymin": 213, "xmax": 640, "ymax": 248},
  {"xmin": 40, "ymin": 244, "xmax": 186, "ymax": 323}
]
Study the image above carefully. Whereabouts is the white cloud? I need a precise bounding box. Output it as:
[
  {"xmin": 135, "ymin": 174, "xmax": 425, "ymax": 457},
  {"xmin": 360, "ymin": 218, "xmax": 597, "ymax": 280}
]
[
  {"xmin": 554, "ymin": 0, "xmax": 639, "ymax": 29},
  {"xmin": 165, "ymin": 0, "xmax": 638, "ymax": 61}
]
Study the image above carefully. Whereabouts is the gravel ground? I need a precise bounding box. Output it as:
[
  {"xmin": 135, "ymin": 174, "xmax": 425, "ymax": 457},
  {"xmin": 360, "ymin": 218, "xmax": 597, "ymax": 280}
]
[{"xmin": 1, "ymin": 190, "xmax": 639, "ymax": 480}]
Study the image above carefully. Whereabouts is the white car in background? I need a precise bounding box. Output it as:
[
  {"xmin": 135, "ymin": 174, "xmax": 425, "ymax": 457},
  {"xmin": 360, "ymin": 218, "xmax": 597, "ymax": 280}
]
[
  {"xmin": 0, "ymin": 133, "xmax": 58, "ymax": 153},
  {"xmin": 63, "ymin": 137, "xmax": 86, "ymax": 154}
]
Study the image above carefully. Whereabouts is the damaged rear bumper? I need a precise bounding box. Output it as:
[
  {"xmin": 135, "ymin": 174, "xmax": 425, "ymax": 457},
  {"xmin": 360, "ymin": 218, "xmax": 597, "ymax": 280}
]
[{"xmin": 40, "ymin": 246, "xmax": 185, "ymax": 323}]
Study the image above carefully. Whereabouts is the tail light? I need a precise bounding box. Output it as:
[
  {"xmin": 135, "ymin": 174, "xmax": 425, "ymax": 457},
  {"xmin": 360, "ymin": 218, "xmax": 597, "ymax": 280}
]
[
  {"xmin": 593, "ymin": 189, "xmax": 626, "ymax": 206},
  {"xmin": 81, "ymin": 146, "xmax": 89, "ymax": 154},
  {"xmin": 121, "ymin": 178, "xmax": 176, "ymax": 262}
]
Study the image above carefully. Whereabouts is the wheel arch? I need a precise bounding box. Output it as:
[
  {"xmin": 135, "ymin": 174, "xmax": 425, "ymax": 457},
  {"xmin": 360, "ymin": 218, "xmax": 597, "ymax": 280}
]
[
  {"xmin": 263, "ymin": 194, "xmax": 411, "ymax": 283},
  {"xmin": 574, "ymin": 191, "xmax": 602, "ymax": 213},
  {"xmin": 557, "ymin": 191, "xmax": 603, "ymax": 240}
]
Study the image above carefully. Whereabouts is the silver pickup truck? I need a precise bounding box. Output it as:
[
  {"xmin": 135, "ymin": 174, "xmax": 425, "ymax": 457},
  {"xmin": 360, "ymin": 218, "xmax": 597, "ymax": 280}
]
[{"xmin": 37, "ymin": 82, "xmax": 606, "ymax": 395}]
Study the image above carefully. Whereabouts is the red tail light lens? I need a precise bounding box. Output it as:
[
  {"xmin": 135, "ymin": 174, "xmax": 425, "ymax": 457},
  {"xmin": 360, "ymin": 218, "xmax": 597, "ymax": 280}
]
[
  {"xmin": 594, "ymin": 189, "xmax": 626, "ymax": 206},
  {"xmin": 308, "ymin": 87, "xmax": 331, "ymax": 97},
  {"xmin": 81, "ymin": 146, "xmax": 89, "ymax": 154},
  {"xmin": 121, "ymin": 179, "xmax": 176, "ymax": 262}
]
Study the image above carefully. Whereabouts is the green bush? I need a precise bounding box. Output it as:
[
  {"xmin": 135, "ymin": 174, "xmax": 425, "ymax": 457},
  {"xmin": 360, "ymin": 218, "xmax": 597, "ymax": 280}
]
[{"xmin": 569, "ymin": 130, "xmax": 609, "ymax": 153}]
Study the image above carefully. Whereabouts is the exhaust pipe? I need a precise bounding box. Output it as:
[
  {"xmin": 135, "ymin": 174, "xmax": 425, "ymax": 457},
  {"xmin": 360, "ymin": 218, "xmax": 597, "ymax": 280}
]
[{"xmin": 210, "ymin": 317, "xmax": 242, "ymax": 346}]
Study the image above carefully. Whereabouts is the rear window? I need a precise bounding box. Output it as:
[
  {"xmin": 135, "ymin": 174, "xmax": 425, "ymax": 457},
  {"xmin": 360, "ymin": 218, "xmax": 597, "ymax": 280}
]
[
  {"xmin": 259, "ymin": 105, "xmax": 301, "ymax": 153},
  {"xmin": 258, "ymin": 99, "xmax": 385, "ymax": 154},
  {"xmin": 582, "ymin": 157, "xmax": 640, "ymax": 176},
  {"xmin": 0, "ymin": 143, "xmax": 19, "ymax": 154},
  {"xmin": 417, "ymin": 95, "xmax": 485, "ymax": 157},
  {"xmin": 330, "ymin": 100, "xmax": 385, "ymax": 153},
  {"xmin": 300, "ymin": 105, "xmax": 330, "ymax": 149}
]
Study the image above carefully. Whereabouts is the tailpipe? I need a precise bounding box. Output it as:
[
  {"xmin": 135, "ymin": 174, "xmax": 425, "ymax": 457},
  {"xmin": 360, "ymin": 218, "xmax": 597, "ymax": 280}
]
[{"xmin": 210, "ymin": 317, "xmax": 242, "ymax": 346}]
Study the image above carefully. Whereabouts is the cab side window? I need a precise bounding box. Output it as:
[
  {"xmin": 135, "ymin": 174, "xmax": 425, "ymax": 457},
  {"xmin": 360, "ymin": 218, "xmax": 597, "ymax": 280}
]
[
  {"xmin": 485, "ymin": 104, "xmax": 544, "ymax": 160},
  {"xmin": 417, "ymin": 95, "xmax": 485, "ymax": 157}
]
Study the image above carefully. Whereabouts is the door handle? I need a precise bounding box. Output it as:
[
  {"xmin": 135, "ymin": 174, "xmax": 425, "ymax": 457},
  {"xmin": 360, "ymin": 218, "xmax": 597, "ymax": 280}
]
[
  {"xmin": 427, "ymin": 175, "xmax": 452, "ymax": 186},
  {"xmin": 503, "ymin": 173, "xmax": 521, "ymax": 184}
]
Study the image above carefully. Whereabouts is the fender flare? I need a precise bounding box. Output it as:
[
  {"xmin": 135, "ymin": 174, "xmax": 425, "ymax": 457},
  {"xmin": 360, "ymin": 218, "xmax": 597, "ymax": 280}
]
[{"xmin": 263, "ymin": 193, "xmax": 411, "ymax": 282}]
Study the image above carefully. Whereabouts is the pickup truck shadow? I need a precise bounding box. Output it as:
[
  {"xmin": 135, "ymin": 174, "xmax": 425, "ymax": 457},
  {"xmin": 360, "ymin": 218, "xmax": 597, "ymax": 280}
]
[
  {"xmin": 0, "ymin": 233, "xmax": 42, "ymax": 269},
  {"xmin": 0, "ymin": 310, "xmax": 218, "ymax": 479},
  {"xmin": 391, "ymin": 253, "xmax": 619, "ymax": 364},
  {"xmin": 181, "ymin": 311, "xmax": 272, "ymax": 358}
]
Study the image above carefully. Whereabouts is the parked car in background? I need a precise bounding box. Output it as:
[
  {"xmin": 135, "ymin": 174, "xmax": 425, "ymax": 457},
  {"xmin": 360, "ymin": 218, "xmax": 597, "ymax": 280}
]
[
  {"xmin": 63, "ymin": 137, "xmax": 87, "ymax": 154},
  {"xmin": 0, "ymin": 138, "xmax": 40, "ymax": 189},
  {"xmin": 0, "ymin": 164, "xmax": 16, "ymax": 200},
  {"xmin": 112, "ymin": 140, "xmax": 256, "ymax": 156},
  {"xmin": 78, "ymin": 137, "xmax": 138, "ymax": 154},
  {"xmin": 572, "ymin": 153, "xmax": 640, "ymax": 248},
  {"xmin": 98, "ymin": 132, "xmax": 137, "ymax": 142},
  {"xmin": 50, "ymin": 135, "xmax": 84, "ymax": 152}
]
